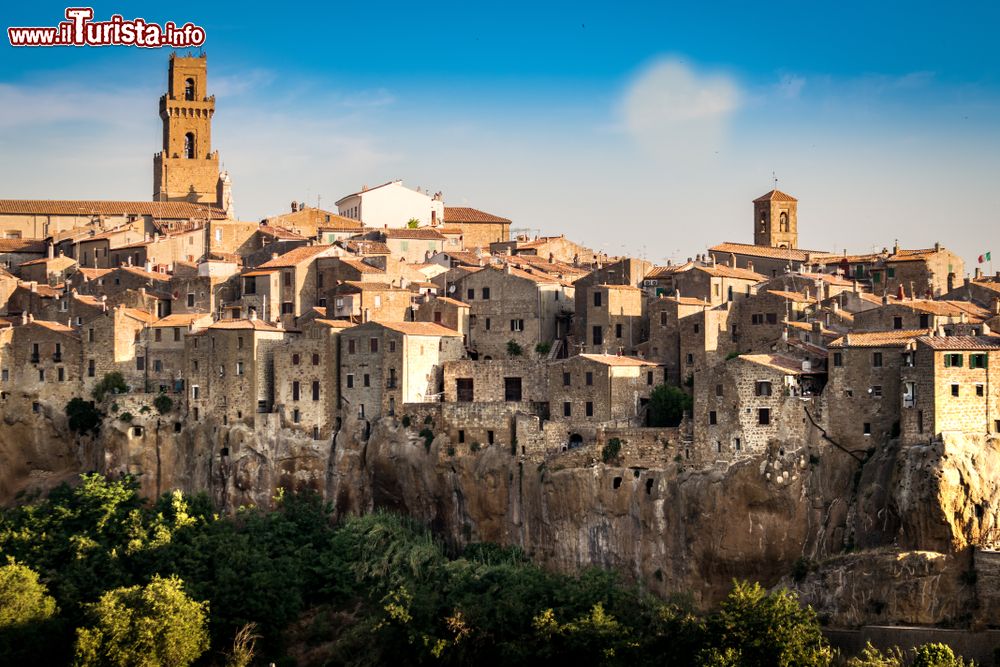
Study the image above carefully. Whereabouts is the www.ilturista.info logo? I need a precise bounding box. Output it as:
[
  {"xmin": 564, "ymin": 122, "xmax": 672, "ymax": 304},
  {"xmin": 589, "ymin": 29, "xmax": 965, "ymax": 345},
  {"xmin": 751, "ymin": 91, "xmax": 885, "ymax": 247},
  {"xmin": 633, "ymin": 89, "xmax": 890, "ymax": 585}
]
[{"xmin": 8, "ymin": 8, "xmax": 206, "ymax": 48}]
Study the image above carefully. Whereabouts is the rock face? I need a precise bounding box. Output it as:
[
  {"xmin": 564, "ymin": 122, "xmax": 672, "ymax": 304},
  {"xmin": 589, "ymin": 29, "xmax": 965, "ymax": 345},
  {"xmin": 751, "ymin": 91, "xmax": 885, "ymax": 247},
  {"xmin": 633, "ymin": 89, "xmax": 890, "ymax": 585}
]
[{"xmin": 3, "ymin": 400, "xmax": 999, "ymax": 626}]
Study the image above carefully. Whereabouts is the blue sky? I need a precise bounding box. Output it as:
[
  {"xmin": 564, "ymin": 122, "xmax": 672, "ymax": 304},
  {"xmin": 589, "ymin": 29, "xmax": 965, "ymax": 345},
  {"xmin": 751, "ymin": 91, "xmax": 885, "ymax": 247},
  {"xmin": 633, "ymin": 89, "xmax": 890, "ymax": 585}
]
[{"xmin": 2, "ymin": 1, "xmax": 999, "ymax": 269}]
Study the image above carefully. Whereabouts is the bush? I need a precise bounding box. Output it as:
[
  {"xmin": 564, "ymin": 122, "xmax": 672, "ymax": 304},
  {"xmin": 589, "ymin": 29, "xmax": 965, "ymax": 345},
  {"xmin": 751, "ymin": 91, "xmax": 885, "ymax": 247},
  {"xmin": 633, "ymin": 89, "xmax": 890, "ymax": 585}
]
[
  {"xmin": 139, "ymin": 405, "xmax": 150, "ymax": 414},
  {"xmin": 912, "ymin": 643, "xmax": 970, "ymax": 667},
  {"xmin": 535, "ymin": 342, "xmax": 551, "ymax": 356},
  {"xmin": 65, "ymin": 397, "xmax": 102, "ymax": 436},
  {"xmin": 418, "ymin": 428, "xmax": 434, "ymax": 451},
  {"xmin": 0, "ymin": 562, "xmax": 59, "ymax": 661},
  {"xmin": 470, "ymin": 442, "xmax": 481, "ymax": 453},
  {"xmin": 791, "ymin": 557, "xmax": 813, "ymax": 583},
  {"xmin": 401, "ymin": 415, "xmax": 411, "ymax": 428},
  {"xmin": 507, "ymin": 340, "xmax": 524, "ymax": 357},
  {"xmin": 446, "ymin": 446, "xmax": 455, "ymax": 457},
  {"xmin": 845, "ymin": 642, "xmax": 904, "ymax": 667},
  {"xmin": 601, "ymin": 438, "xmax": 622, "ymax": 463},
  {"xmin": 92, "ymin": 372, "xmax": 128, "ymax": 403},
  {"xmin": 119, "ymin": 412, "xmax": 134, "ymax": 423},
  {"xmin": 648, "ymin": 385, "xmax": 693, "ymax": 427},
  {"xmin": 74, "ymin": 575, "xmax": 209, "ymax": 667},
  {"xmin": 153, "ymin": 393, "xmax": 173, "ymax": 415}
]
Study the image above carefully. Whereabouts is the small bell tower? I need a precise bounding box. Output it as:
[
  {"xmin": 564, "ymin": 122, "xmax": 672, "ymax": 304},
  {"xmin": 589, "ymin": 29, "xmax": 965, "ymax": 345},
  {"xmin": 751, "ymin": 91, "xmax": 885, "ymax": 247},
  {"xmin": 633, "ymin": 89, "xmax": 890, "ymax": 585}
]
[{"xmin": 753, "ymin": 189, "xmax": 798, "ymax": 249}]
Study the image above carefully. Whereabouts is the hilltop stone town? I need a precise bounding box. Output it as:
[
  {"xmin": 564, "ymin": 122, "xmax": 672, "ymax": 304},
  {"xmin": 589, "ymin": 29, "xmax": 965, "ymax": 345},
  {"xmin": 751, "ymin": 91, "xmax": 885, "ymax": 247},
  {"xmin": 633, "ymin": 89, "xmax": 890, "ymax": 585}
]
[{"xmin": 4, "ymin": 54, "xmax": 1000, "ymax": 644}]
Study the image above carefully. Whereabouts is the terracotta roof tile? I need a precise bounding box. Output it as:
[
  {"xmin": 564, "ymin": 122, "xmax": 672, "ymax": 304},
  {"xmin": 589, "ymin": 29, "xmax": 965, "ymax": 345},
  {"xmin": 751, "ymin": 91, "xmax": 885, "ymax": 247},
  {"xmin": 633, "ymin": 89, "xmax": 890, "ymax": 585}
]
[
  {"xmin": 0, "ymin": 199, "xmax": 226, "ymax": 219},
  {"xmin": 383, "ymin": 228, "xmax": 446, "ymax": 240},
  {"xmin": 375, "ymin": 321, "xmax": 462, "ymax": 336},
  {"xmin": 257, "ymin": 244, "xmax": 335, "ymax": 269},
  {"xmin": 753, "ymin": 189, "xmax": 798, "ymax": 203},
  {"xmin": 443, "ymin": 206, "xmax": 512, "ymax": 224},
  {"xmin": 828, "ymin": 329, "xmax": 932, "ymax": 348},
  {"xmin": 709, "ymin": 242, "xmax": 830, "ymax": 263},
  {"xmin": 208, "ymin": 318, "xmax": 285, "ymax": 332},
  {"xmin": 0, "ymin": 239, "xmax": 47, "ymax": 253},
  {"xmin": 575, "ymin": 354, "xmax": 659, "ymax": 367},
  {"xmin": 767, "ymin": 289, "xmax": 817, "ymax": 303},
  {"xmin": 739, "ymin": 353, "xmax": 811, "ymax": 373},
  {"xmin": 916, "ymin": 335, "xmax": 1000, "ymax": 351}
]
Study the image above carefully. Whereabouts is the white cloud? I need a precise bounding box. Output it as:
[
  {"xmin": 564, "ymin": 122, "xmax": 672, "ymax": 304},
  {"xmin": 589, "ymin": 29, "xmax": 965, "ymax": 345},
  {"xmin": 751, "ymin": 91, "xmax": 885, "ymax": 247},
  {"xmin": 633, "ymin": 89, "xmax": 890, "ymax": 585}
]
[{"xmin": 621, "ymin": 57, "xmax": 742, "ymax": 161}]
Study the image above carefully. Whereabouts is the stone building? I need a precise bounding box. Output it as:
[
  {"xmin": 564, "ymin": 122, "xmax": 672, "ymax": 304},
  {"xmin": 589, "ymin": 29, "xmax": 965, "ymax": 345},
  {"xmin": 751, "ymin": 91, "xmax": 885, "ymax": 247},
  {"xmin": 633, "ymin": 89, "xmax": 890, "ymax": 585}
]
[
  {"xmin": 369, "ymin": 228, "xmax": 447, "ymax": 264},
  {"xmin": 153, "ymin": 53, "xmax": 231, "ymax": 210},
  {"xmin": 415, "ymin": 295, "xmax": 470, "ymax": 341},
  {"xmin": 900, "ymin": 335, "xmax": 1000, "ymax": 445},
  {"xmin": 945, "ymin": 271, "xmax": 1000, "ymax": 309},
  {"xmin": 107, "ymin": 226, "xmax": 206, "ymax": 269},
  {"xmin": 18, "ymin": 252, "xmax": 77, "ymax": 285},
  {"xmin": 753, "ymin": 189, "xmax": 799, "ymax": 249},
  {"xmin": 145, "ymin": 313, "xmax": 213, "ymax": 394},
  {"xmin": 708, "ymin": 242, "xmax": 830, "ymax": 279},
  {"xmin": 238, "ymin": 244, "xmax": 339, "ymax": 327},
  {"xmin": 678, "ymin": 303, "xmax": 738, "ymax": 382},
  {"xmin": 548, "ymin": 354, "xmax": 661, "ymax": 443},
  {"xmin": 455, "ymin": 264, "xmax": 573, "ymax": 360},
  {"xmin": 183, "ymin": 317, "xmax": 289, "ymax": 425},
  {"xmin": 339, "ymin": 321, "xmax": 464, "ymax": 421},
  {"xmin": 646, "ymin": 295, "xmax": 711, "ymax": 384},
  {"xmin": 272, "ymin": 330, "xmax": 341, "ymax": 440},
  {"xmin": 328, "ymin": 282, "xmax": 413, "ymax": 322},
  {"xmin": 580, "ymin": 283, "xmax": 646, "ymax": 355},
  {"xmin": 82, "ymin": 305, "xmax": 156, "ymax": 391},
  {"xmin": 852, "ymin": 298, "xmax": 989, "ymax": 333},
  {"xmin": 733, "ymin": 289, "xmax": 816, "ymax": 355},
  {"xmin": 694, "ymin": 353, "xmax": 822, "ymax": 462},
  {"xmin": 264, "ymin": 204, "xmax": 362, "ymax": 240},
  {"xmin": 443, "ymin": 358, "xmax": 548, "ymax": 404},
  {"xmin": 667, "ymin": 261, "xmax": 764, "ymax": 307},
  {"xmin": 0, "ymin": 319, "xmax": 83, "ymax": 404},
  {"xmin": 817, "ymin": 243, "xmax": 963, "ymax": 298},
  {"xmin": 572, "ymin": 257, "xmax": 650, "ymax": 341},
  {"xmin": 442, "ymin": 207, "xmax": 512, "ymax": 249},
  {"xmin": 827, "ymin": 330, "xmax": 929, "ymax": 452}
]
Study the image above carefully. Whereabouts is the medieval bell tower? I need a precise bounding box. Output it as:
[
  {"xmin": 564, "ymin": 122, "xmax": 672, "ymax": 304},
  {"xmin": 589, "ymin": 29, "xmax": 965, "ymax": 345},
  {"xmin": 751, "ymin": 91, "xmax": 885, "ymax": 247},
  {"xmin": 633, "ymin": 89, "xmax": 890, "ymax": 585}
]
[
  {"xmin": 153, "ymin": 53, "xmax": 225, "ymax": 207},
  {"xmin": 752, "ymin": 189, "xmax": 798, "ymax": 249}
]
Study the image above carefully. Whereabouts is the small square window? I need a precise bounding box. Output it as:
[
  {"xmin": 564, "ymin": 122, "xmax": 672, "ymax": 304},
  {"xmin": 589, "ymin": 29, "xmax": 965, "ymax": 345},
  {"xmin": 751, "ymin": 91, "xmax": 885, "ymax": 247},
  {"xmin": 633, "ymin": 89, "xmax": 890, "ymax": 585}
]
[
  {"xmin": 951, "ymin": 384, "xmax": 960, "ymax": 397},
  {"xmin": 709, "ymin": 411, "xmax": 717, "ymax": 425},
  {"xmin": 863, "ymin": 422, "xmax": 872, "ymax": 436}
]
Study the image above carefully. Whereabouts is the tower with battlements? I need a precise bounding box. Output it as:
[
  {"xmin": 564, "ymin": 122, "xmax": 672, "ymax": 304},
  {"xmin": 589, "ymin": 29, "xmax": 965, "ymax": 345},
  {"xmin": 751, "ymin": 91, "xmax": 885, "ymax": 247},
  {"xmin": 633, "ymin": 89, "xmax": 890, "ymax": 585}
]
[{"xmin": 153, "ymin": 53, "xmax": 227, "ymax": 210}]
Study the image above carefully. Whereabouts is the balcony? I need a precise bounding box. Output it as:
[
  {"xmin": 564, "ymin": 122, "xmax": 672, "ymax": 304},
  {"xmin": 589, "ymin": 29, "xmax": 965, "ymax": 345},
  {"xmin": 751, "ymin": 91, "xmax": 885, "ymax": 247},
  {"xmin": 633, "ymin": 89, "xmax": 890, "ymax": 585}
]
[{"xmin": 52, "ymin": 353, "xmax": 62, "ymax": 363}]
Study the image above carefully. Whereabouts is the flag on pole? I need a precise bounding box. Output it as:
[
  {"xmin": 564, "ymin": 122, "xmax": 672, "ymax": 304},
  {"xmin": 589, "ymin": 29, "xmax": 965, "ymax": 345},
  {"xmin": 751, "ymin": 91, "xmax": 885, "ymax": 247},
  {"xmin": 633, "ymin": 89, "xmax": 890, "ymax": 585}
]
[{"xmin": 979, "ymin": 251, "xmax": 991, "ymax": 263}]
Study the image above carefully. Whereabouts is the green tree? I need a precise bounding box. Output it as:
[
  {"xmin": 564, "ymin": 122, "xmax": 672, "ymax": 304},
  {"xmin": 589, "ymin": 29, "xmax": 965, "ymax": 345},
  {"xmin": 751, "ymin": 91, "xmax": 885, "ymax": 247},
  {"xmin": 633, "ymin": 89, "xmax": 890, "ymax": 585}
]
[
  {"xmin": 507, "ymin": 340, "xmax": 524, "ymax": 357},
  {"xmin": 0, "ymin": 561, "xmax": 60, "ymax": 661},
  {"xmin": 73, "ymin": 574, "xmax": 209, "ymax": 667},
  {"xmin": 707, "ymin": 580, "xmax": 832, "ymax": 667},
  {"xmin": 153, "ymin": 393, "xmax": 174, "ymax": 415},
  {"xmin": 406, "ymin": 218, "xmax": 421, "ymax": 229},
  {"xmin": 845, "ymin": 642, "xmax": 904, "ymax": 667},
  {"xmin": 648, "ymin": 384, "xmax": 692, "ymax": 427},
  {"xmin": 911, "ymin": 643, "xmax": 970, "ymax": 667},
  {"xmin": 92, "ymin": 372, "xmax": 128, "ymax": 403},
  {"xmin": 66, "ymin": 397, "xmax": 102, "ymax": 435}
]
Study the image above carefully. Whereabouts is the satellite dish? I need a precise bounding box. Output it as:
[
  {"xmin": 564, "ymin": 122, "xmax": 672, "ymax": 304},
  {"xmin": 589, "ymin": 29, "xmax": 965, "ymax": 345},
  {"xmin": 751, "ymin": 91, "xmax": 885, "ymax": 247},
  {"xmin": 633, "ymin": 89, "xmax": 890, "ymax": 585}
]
[{"xmin": 448, "ymin": 285, "xmax": 456, "ymax": 293}]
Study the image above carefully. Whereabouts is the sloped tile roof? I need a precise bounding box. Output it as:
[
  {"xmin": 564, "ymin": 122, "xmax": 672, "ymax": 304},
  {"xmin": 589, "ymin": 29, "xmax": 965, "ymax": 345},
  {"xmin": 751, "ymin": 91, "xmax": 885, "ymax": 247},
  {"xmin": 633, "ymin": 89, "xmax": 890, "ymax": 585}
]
[
  {"xmin": 0, "ymin": 199, "xmax": 226, "ymax": 219},
  {"xmin": 753, "ymin": 189, "xmax": 798, "ymax": 203},
  {"xmin": 443, "ymin": 206, "xmax": 512, "ymax": 224},
  {"xmin": 917, "ymin": 335, "xmax": 1000, "ymax": 351},
  {"xmin": 828, "ymin": 329, "xmax": 932, "ymax": 349}
]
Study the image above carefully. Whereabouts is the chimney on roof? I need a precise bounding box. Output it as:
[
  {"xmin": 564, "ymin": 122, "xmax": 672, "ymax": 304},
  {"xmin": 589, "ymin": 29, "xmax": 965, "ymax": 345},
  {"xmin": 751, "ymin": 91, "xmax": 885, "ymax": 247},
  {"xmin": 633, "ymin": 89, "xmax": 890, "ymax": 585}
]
[
  {"xmin": 897, "ymin": 284, "xmax": 905, "ymax": 299},
  {"xmin": 812, "ymin": 320, "xmax": 822, "ymax": 334},
  {"xmin": 291, "ymin": 201, "xmax": 298, "ymax": 212},
  {"xmin": 249, "ymin": 307, "xmax": 257, "ymax": 321},
  {"xmin": 27, "ymin": 313, "xmax": 33, "ymax": 323},
  {"xmin": 882, "ymin": 294, "xmax": 888, "ymax": 306},
  {"xmin": 139, "ymin": 287, "xmax": 146, "ymax": 298},
  {"xmin": 935, "ymin": 242, "xmax": 941, "ymax": 252},
  {"xmin": 910, "ymin": 282, "xmax": 917, "ymax": 301},
  {"xmin": 299, "ymin": 202, "xmax": 305, "ymax": 211},
  {"xmin": 844, "ymin": 333, "xmax": 851, "ymax": 346},
  {"xmin": 144, "ymin": 259, "xmax": 152, "ymax": 273},
  {"xmin": 29, "ymin": 281, "xmax": 36, "ymax": 293},
  {"xmin": 993, "ymin": 297, "xmax": 1000, "ymax": 315},
  {"xmin": 47, "ymin": 242, "xmax": 54, "ymax": 259},
  {"xmin": 271, "ymin": 252, "xmax": 278, "ymax": 260},
  {"xmin": 853, "ymin": 280, "xmax": 860, "ymax": 293},
  {"xmin": 975, "ymin": 267, "xmax": 983, "ymax": 280},
  {"xmin": 20, "ymin": 311, "xmax": 27, "ymax": 326}
]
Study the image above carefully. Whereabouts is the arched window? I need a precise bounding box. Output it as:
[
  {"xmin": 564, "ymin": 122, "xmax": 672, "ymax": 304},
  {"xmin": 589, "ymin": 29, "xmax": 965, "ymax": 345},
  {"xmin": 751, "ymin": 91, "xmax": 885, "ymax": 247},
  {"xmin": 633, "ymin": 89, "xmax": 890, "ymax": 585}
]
[
  {"xmin": 779, "ymin": 211, "xmax": 788, "ymax": 232},
  {"xmin": 759, "ymin": 214, "xmax": 767, "ymax": 233},
  {"xmin": 184, "ymin": 78, "xmax": 195, "ymax": 101},
  {"xmin": 184, "ymin": 133, "xmax": 195, "ymax": 159}
]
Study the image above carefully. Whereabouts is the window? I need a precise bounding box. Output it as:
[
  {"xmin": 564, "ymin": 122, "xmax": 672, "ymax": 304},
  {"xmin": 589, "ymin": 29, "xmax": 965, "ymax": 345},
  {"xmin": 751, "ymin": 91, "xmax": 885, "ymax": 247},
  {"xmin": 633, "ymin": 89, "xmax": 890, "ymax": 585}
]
[
  {"xmin": 951, "ymin": 384, "xmax": 960, "ymax": 397},
  {"xmin": 456, "ymin": 378, "xmax": 474, "ymax": 402},
  {"xmin": 283, "ymin": 271, "xmax": 292, "ymax": 287},
  {"xmin": 482, "ymin": 287, "xmax": 490, "ymax": 300},
  {"xmin": 686, "ymin": 353, "xmax": 694, "ymax": 365},
  {"xmin": 504, "ymin": 377, "xmax": 522, "ymax": 402},
  {"xmin": 766, "ymin": 313, "xmax": 778, "ymax": 325},
  {"xmin": 292, "ymin": 353, "xmax": 299, "ymax": 365},
  {"xmin": 236, "ymin": 361, "xmax": 244, "ymax": 375},
  {"xmin": 709, "ymin": 411, "xmax": 717, "ymax": 425},
  {"xmin": 715, "ymin": 384, "xmax": 724, "ymax": 397},
  {"xmin": 660, "ymin": 312, "xmax": 667, "ymax": 326},
  {"xmin": 944, "ymin": 354, "xmax": 962, "ymax": 368},
  {"xmin": 833, "ymin": 352, "xmax": 843, "ymax": 367},
  {"xmin": 136, "ymin": 356, "xmax": 145, "ymax": 371},
  {"xmin": 563, "ymin": 402, "xmax": 571, "ymax": 417},
  {"xmin": 893, "ymin": 317, "xmax": 903, "ymax": 330},
  {"xmin": 312, "ymin": 353, "xmax": 320, "ymax": 365},
  {"xmin": 872, "ymin": 352, "xmax": 883, "ymax": 368},
  {"xmin": 585, "ymin": 401, "xmax": 593, "ymax": 417},
  {"xmin": 755, "ymin": 381, "xmax": 772, "ymax": 396},
  {"xmin": 363, "ymin": 374, "xmax": 370, "ymax": 387},
  {"xmin": 751, "ymin": 314, "xmax": 764, "ymax": 325},
  {"xmin": 902, "ymin": 352, "xmax": 914, "ymax": 367},
  {"xmin": 370, "ymin": 338, "xmax": 379, "ymax": 353},
  {"xmin": 615, "ymin": 323, "xmax": 623, "ymax": 338},
  {"xmin": 510, "ymin": 319, "xmax": 524, "ymax": 332},
  {"xmin": 293, "ymin": 409, "xmax": 300, "ymax": 424},
  {"xmin": 346, "ymin": 374, "xmax": 354, "ymax": 389},
  {"xmin": 467, "ymin": 288, "xmax": 474, "ymax": 300},
  {"xmin": 585, "ymin": 371, "xmax": 593, "ymax": 386},
  {"xmin": 487, "ymin": 430, "xmax": 495, "ymax": 445},
  {"xmin": 863, "ymin": 422, "xmax": 872, "ymax": 436},
  {"xmin": 734, "ymin": 437, "xmax": 741, "ymax": 451},
  {"xmin": 887, "ymin": 267, "xmax": 896, "ymax": 279},
  {"xmin": 87, "ymin": 359, "xmax": 95, "ymax": 377},
  {"xmin": 758, "ymin": 408, "xmax": 771, "ymax": 425},
  {"xmin": 313, "ymin": 381, "xmax": 321, "ymax": 401},
  {"xmin": 292, "ymin": 381, "xmax": 300, "ymax": 401},
  {"xmin": 173, "ymin": 327, "xmax": 181, "ymax": 342},
  {"xmin": 348, "ymin": 339, "xmax": 356, "ymax": 354},
  {"xmin": 485, "ymin": 318, "xmax": 491, "ymax": 331},
  {"xmin": 919, "ymin": 314, "xmax": 930, "ymax": 328},
  {"xmin": 184, "ymin": 132, "xmax": 195, "ymax": 159},
  {"xmin": 191, "ymin": 385, "xmax": 200, "ymax": 399},
  {"xmin": 153, "ymin": 360, "xmax": 163, "ymax": 373},
  {"xmin": 976, "ymin": 384, "xmax": 985, "ymax": 397},
  {"xmin": 647, "ymin": 371, "xmax": 653, "ymax": 385},
  {"xmin": 58, "ymin": 367, "xmax": 65, "ymax": 382},
  {"xmin": 693, "ymin": 323, "xmax": 700, "ymax": 334},
  {"xmin": 282, "ymin": 302, "xmax": 294, "ymax": 314},
  {"xmin": 155, "ymin": 329, "xmax": 162, "ymax": 342},
  {"xmin": 88, "ymin": 328, "xmax": 95, "ymax": 343},
  {"xmin": 458, "ymin": 430, "xmax": 466, "ymax": 443},
  {"xmin": 592, "ymin": 326, "xmax": 603, "ymax": 346},
  {"xmin": 563, "ymin": 372, "xmax": 571, "ymax": 387},
  {"xmin": 187, "ymin": 293, "xmax": 195, "ymax": 307},
  {"xmin": 871, "ymin": 385, "xmax": 882, "ymax": 398},
  {"xmin": 388, "ymin": 368, "xmax": 397, "ymax": 388},
  {"xmin": 970, "ymin": 354, "xmax": 988, "ymax": 369},
  {"xmin": 184, "ymin": 77, "xmax": 195, "ymax": 100},
  {"xmin": 917, "ymin": 410, "xmax": 924, "ymax": 433},
  {"xmin": 389, "ymin": 340, "xmax": 396, "ymax": 353},
  {"xmin": 593, "ymin": 291, "xmax": 602, "ymax": 307}
]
